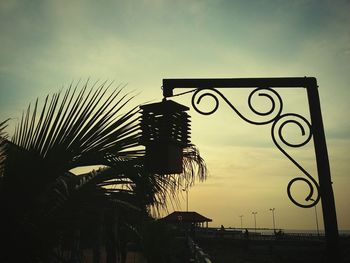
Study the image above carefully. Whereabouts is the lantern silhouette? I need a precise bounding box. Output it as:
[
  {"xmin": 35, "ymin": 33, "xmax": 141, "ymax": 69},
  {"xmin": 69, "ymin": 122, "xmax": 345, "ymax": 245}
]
[{"xmin": 140, "ymin": 100, "xmax": 191, "ymax": 174}]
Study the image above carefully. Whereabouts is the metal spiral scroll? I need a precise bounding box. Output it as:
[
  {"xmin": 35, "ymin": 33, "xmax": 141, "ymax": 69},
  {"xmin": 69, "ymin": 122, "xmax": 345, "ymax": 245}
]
[
  {"xmin": 272, "ymin": 114, "xmax": 320, "ymax": 208},
  {"xmin": 191, "ymin": 87, "xmax": 320, "ymax": 208},
  {"xmin": 191, "ymin": 87, "xmax": 282, "ymax": 125}
]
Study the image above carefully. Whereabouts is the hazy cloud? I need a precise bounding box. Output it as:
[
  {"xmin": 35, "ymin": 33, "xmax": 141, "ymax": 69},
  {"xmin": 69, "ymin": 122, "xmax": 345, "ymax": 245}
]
[{"xmin": 1, "ymin": 0, "xmax": 349, "ymax": 229}]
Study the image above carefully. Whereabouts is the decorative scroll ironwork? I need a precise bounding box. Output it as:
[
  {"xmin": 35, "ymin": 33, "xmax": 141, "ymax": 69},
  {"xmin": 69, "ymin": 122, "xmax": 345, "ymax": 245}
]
[{"xmin": 189, "ymin": 87, "xmax": 320, "ymax": 208}]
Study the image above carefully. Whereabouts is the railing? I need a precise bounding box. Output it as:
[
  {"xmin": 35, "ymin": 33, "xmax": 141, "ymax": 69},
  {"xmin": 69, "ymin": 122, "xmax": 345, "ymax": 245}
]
[
  {"xmin": 194, "ymin": 227, "xmax": 328, "ymax": 242},
  {"xmin": 188, "ymin": 237, "xmax": 212, "ymax": 263}
]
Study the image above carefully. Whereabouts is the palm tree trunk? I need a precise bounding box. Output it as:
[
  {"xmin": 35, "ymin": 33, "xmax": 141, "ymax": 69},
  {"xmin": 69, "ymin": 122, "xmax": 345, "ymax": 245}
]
[
  {"xmin": 93, "ymin": 211, "xmax": 103, "ymax": 263},
  {"xmin": 105, "ymin": 209, "xmax": 117, "ymax": 263},
  {"xmin": 70, "ymin": 227, "xmax": 81, "ymax": 263}
]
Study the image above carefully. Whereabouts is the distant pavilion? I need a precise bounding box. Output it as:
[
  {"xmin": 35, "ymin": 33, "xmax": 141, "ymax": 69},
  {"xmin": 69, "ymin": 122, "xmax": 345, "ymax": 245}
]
[{"xmin": 161, "ymin": 211, "xmax": 212, "ymax": 228}]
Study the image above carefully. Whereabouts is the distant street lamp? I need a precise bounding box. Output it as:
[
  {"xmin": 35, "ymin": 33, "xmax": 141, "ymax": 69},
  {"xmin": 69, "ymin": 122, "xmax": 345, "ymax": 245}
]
[
  {"xmin": 239, "ymin": 215, "xmax": 244, "ymax": 229},
  {"xmin": 270, "ymin": 208, "xmax": 276, "ymax": 232},
  {"xmin": 252, "ymin": 212, "xmax": 258, "ymax": 233},
  {"xmin": 182, "ymin": 188, "xmax": 189, "ymax": 212},
  {"xmin": 310, "ymin": 198, "xmax": 320, "ymax": 237}
]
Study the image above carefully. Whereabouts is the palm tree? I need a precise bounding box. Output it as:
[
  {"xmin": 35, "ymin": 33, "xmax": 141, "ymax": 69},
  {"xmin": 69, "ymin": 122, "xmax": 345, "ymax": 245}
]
[{"xmin": 0, "ymin": 81, "xmax": 206, "ymax": 262}]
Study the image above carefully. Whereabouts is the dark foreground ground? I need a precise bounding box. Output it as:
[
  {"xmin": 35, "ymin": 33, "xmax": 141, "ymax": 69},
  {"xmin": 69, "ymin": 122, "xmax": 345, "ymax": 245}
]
[
  {"xmin": 196, "ymin": 236, "xmax": 350, "ymax": 263},
  {"xmin": 79, "ymin": 235, "xmax": 349, "ymax": 263}
]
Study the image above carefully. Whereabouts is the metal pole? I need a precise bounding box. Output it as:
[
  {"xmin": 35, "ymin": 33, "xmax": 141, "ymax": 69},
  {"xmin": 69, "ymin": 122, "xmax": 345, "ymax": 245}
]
[
  {"xmin": 163, "ymin": 77, "xmax": 315, "ymax": 97},
  {"xmin": 315, "ymin": 205, "xmax": 320, "ymax": 237},
  {"xmin": 186, "ymin": 190, "xmax": 188, "ymax": 212},
  {"xmin": 270, "ymin": 208, "xmax": 276, "ymax": 232},
  {"xmin": 306, "ymin": 81, "xmax": 339, "ymax": 258},
  {"xmin": 252, "ymin": 212, "xmax": 257, "ymax": 233},
  {"xmin": 182, "ymin": 188, "xmax": 189, "ymax": 212},
  {"xmin": 310, "ymin": 198, "xmax": 320, "ymax": 237},
  {"xmin": 239, "ymin": 215, "xmax": 243, "ymax": 229}
]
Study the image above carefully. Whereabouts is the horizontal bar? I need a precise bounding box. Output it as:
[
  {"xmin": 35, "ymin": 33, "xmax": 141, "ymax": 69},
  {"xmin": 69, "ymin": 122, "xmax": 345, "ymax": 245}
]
[{"xmin": 163, "ymin": 77, "xmax": 317, "ymax": 97}]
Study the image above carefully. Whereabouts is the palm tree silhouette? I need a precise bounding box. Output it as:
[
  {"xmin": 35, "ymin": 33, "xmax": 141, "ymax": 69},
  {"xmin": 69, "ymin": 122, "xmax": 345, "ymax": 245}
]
[{"xmin": 0, "ymin": 81, "xmax": 206, "ymax": 262}]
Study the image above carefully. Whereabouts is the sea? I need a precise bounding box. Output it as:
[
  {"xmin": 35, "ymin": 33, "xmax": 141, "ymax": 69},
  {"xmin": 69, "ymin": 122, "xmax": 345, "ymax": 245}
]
[
  {"xmin": 213, "ymin": 227, "xmax": 350, "ymax": 236},
  {"xmin": 262, "ymin": 229, "xmax": 350, "ymax": 236}
]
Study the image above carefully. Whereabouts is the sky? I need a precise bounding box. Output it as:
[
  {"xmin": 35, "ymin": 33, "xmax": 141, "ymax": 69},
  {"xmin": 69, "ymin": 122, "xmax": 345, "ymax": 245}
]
[{"xmin": 0, "ymin": 0, "xmax": 349, "ymax": 230}]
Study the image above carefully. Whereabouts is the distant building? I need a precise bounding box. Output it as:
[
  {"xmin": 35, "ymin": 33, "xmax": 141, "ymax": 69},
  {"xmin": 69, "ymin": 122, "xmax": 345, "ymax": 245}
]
[{"xmin": 161, "ymin": 211, "xmax": 212, "ymax": 228}]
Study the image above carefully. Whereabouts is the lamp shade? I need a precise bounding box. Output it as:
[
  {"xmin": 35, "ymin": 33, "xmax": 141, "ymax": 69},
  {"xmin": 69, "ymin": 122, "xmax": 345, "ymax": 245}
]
[{"xmin": 140, "ymin": 100, "xmax": 191, "ymax": 174}]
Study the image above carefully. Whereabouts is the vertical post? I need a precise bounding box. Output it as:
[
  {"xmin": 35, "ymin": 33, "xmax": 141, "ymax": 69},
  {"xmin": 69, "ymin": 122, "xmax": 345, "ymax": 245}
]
[
  {"xmin": 252, "ymin": 212, "xmax": 257, "ymax": 233},
  {"xmin": 183, "ymin": 188, "xmax": 189, "ymax": 212},
  {"xmin": 314, "ymin": 204, "xmax": 320, "ymax": 237},
  {"xmin": 270, "ymin": 208, "xmax": 276, "ymax": 232},
  {"xmin": 186, "ymin": 190, "xmax": 189, "ymax": 212},
  {"xmin": 306, "ymin": 80, "xmax": 339, "ymax": 257},
  {"xmin": 310, "ymin": 198, "xmax": 320, "ymax": 237},
  {"xmin": 239, "ymin": 215, "xmax": 243, "ymax": 229}
]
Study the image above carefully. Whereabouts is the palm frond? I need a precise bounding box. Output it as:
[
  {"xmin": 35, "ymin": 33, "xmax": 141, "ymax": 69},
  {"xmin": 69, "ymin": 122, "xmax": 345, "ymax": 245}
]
[
  {"xmin": 0, "ymin": 119, "xmax": 9, "ymax": 178},
  {"xmin": 97, "ymin": 144, "xmax": 207, "ymax": 216},
  {"xmin": 9, "ymin": 81, "xmax": 142, "ymax": 180}
]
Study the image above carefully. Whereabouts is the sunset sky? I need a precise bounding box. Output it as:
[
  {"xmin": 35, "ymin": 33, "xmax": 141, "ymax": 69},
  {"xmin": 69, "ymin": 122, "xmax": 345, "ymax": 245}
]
[{"xmin": 1, "ymin": 0, "xmax": 349, "ymax": 230}]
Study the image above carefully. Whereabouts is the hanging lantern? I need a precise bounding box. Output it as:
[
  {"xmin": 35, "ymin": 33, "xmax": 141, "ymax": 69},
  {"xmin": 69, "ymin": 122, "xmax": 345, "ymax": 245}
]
[{"xmin": 140, "ymin": 99, "xmax": 191, "ymax": 174}]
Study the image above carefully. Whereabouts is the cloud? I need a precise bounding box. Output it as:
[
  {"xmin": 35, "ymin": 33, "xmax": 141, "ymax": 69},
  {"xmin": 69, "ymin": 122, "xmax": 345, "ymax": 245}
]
[
  {"xmin": 1, "ymin": 0, "xmax": 350, "ymax": 229},
  {"xmin": 0, "ymin": 0, "xmax": 19, "ymax": 13}
]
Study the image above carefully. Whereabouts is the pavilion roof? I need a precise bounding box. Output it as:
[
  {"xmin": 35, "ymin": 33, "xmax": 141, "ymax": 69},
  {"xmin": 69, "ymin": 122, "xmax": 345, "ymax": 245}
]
[{"xmin": 161, "ymin": 211, "xmax": 212, "ymax": 223}]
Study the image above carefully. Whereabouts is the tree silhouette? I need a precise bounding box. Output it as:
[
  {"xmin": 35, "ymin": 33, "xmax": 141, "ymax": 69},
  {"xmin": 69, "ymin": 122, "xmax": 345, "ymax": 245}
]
[{"xmin": 0, "ymin": 81, "xmax": 206, "ymax": 262}]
